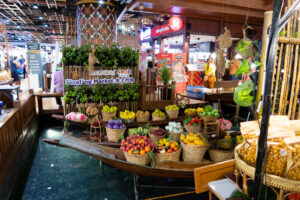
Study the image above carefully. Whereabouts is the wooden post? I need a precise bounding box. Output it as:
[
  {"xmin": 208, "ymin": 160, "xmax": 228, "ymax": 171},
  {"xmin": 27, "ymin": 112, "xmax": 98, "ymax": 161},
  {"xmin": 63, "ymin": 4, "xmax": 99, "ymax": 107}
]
[
  {"xmin": 152, "ymin": 39, "xmax": 156, "ymax": 66},
  {"xmin": 255, "ymin": 11, "xmax": 273, "ymax": 118},
  {"xmin": 160, "ymin": 37, "xmax": 164, "ymax": 53}
]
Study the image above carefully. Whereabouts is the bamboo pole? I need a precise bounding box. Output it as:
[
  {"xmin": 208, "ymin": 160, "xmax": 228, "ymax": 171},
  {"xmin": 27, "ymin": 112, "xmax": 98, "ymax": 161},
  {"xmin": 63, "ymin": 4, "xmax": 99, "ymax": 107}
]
[
  {"xmin": 256, "ymin": 11, "xmax": 273, "ymax": 118},
  {"xmin": 288, "ymin": 12, "xmax": 300, "ymax": 119},
  {"xmin": 272, "ymin": 44, "xmax": 285, "ymax": 113}
]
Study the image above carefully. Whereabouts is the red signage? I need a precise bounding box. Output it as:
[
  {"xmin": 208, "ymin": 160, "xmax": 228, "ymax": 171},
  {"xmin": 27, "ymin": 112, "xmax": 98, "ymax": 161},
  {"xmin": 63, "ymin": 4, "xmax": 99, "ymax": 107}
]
[{"xmin": 151, "ymin": 16, "xmax": 184, "ymax": 37}]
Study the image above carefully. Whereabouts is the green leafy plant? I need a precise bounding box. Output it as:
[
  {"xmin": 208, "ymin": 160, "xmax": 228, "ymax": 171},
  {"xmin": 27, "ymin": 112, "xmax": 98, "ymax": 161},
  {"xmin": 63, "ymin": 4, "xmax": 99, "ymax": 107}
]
[
  {"xmin": 62, "ymin": 45, "xmax": 91, "ymax": 68},
  {"xmin": 63, "ymin": 84, "xmax": 76, "ymax": 105},
  {"xmin": 157, "ymin": 63, "xmax": 172, "ymax": 86}
]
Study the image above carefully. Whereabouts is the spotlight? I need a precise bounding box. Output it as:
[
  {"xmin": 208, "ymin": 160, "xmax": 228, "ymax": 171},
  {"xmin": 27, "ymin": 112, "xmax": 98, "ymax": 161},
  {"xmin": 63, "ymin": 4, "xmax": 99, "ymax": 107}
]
[
  {"xmin": 32, "ymin": 5, "xmax": 38, "ymax": 9},
  {"xmin": 39, "ymin": 16, "xmax": 43, "ymax": 20}
]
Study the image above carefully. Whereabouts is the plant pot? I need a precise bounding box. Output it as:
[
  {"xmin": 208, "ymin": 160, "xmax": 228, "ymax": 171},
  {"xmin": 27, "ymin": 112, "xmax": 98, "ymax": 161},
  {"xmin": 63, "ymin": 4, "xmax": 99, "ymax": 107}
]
[
  {"xmin": 102, "ymin": 110, "xmax": 116, "ymax": 122},
  {"xmin": 152, "ymin": 115, "xmax": 166, "ymax": 121},
  {"xmin": 209, "ymin": 149, "xmax": 234, "ymax": 162},
  {"xmin": 155, "ymin": 148, "xmax": 181, "ymax": 163},
  {"xmin": 106, "ymin": 127, "xmax": 126, "ymax": 143},
  {"xmin": 165, "ymin": 109, "xmax": 179, "ymax": 119},
  {"xmin": 181, "ymin": 141, "xmax": 209, "ymax": 163},
  {"xmin": 123, "ymin": 151, "xmax": 150, "ymax": 165}
]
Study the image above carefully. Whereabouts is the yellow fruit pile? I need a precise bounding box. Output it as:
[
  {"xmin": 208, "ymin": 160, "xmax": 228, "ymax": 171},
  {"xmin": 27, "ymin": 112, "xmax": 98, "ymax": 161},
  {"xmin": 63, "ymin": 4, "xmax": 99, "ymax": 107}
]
[
  {"xmin": 287, "ymin": 144, "xmax": 300, "ymax": 180},
  {"xmin": 196, "ymin": 107, "xmax": 204, "ymax": 113},
  {"xmin": 120, "ymin": 110, "xmax": 135, "ymax": 119},
  {"xmin": 184, "ymin": 108, "xmax": 196, "ymax": 116},
  {"xmin": 153, "ymin": 109, "xmax": 166, "ymax": 117},
  {"xmin": 180, "ymin": 133, "xmax": 206, "ymax": 146},
  {"xmin": 166, "ymin": 104, "xmax": 179, "ymax": 110},
  {"xmin": 103, "ymin": 105, "xmax": 117, "ymax": 113}
]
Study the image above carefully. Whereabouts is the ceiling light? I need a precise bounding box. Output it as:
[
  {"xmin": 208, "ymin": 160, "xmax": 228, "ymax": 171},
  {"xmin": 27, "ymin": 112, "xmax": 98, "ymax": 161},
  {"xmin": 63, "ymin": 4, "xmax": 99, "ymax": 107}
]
[
  {"xmin": 39, "ymin": 16, "xmax": 43, "ymax": 20},
  {"xmin": 32, "ymin": 5, "xmax": 38, "ymax": 9},
  {"xmin": 99, "ymin": 0, "xmax": 104, "ymax": 4},
  {"xmin": 43, "ymin": 24, "xmax": 48, "ymax": 27},
  {"xmin": 18, "ymin": 38, "xmax": 21, "ymax": 41}
]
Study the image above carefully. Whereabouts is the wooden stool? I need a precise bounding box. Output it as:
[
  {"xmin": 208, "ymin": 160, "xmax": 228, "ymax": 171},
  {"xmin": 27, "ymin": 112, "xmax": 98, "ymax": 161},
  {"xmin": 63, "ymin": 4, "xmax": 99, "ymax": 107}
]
[
  {"xmin": 208, "ymin": 178, "xmax": 238, "ymax": 200},
  {"xmin": 203, "ymin": 121, "xmax": 220, "ymax": 136}
]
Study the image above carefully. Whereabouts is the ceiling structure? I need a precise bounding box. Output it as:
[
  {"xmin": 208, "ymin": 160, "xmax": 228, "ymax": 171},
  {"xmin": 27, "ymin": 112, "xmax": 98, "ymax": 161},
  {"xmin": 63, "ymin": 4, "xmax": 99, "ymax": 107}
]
[{"xmin": 0, "ymin": 0, "xmax": 274, "ymax": 43}]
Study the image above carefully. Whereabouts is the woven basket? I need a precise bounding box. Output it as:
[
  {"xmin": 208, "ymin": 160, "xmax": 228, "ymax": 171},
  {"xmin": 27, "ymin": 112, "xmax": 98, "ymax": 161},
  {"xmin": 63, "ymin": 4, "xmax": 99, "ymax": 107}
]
[
  {"xmin": 184, "ymin": 124, "xmax": 201, "ymax": 133},
  {"xmin": 123, "ymin": 151, "xmax": 150, "ymax": 165},
  {"xmin": 155, "ymin": 148, "xmax": 181, "ymax": 163},
  {"xmin": 165, "ymin": 109, "xmax": 179, "ymax": 119},
  {"xmin": 148, "ymin": 132, "xmax": 167, "ymax": 142},
  {"xmin": 235, "ymin": 145, "xmax": 300, "ymax": 192},
  {"xmin": 121, "ymin": 116, "xmax": 135, "ymax": 123},
  {"xmin": 152, "ymin": 115, "xmax": 166, "ymax": 121},
  {"xmin": 181, "ymin": 141, "xmax": 208, "ymax": 162},
  {"xmin": 102, "ymin": 110, "xmax": 116, "ymax": 122},
  {"xmin": 185, "ymin": 111, "xmax": 197, "ymax": 117},
  {"xmin": 168, "ymin": 131, "xmax": 182, "ymax": 142},
  {"xmin": 209, "ymin": 149, "xmax": 234, "ymax": 162},
  {"xmin": 136, "ymin": 115, "xmax": 149, "ymax": 122},
  {"xmin": 200, "ymin": 115, "xmax": 218, "ymax": 122},
  {"xmin": 106, "ymin": 127, "xmax": 126, "ymax": 143}
]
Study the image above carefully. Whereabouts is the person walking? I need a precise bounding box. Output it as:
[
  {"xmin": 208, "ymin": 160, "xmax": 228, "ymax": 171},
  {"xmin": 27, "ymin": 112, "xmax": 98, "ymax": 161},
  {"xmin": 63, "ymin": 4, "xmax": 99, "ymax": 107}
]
[
  {"xmin": 18, "ymin": 55, "xmax": 26, "ymax": 79},
  {"xmin": 54, "ymin": 67, "xmax": 63, "ymax": 108},
  {"xmin": 10, "ymin": 57, "xmax": 20, "ymax": 85}
]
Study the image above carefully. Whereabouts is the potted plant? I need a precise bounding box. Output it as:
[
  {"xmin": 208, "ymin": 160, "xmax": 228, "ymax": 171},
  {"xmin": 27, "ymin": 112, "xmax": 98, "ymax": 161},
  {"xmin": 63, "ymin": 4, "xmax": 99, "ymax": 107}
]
[{"xmin": 157, "ymin": 63, "xmax": 173, "ymax": 99}]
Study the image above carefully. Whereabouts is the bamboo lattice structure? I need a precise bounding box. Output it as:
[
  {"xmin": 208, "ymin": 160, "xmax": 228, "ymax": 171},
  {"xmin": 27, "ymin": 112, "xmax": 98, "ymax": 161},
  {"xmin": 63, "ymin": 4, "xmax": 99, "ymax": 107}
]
[{"xmin": 270, "ymin": 0, "xmax": 300, "ymax": 119}]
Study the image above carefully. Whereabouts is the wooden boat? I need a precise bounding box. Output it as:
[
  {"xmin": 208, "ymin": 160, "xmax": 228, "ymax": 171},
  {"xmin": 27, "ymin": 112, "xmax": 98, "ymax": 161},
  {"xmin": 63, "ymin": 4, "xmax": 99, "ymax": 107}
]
[{"xmin": 43, "ymin": 135, "xmax": 213, "ymax": 178}]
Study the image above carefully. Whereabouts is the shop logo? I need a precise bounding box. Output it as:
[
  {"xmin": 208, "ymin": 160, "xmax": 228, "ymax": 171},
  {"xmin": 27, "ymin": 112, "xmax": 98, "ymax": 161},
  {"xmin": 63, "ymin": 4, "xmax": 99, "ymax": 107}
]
[{"xmin": 169, "ymin": 16, "xmax": 183, "ymax": 31}]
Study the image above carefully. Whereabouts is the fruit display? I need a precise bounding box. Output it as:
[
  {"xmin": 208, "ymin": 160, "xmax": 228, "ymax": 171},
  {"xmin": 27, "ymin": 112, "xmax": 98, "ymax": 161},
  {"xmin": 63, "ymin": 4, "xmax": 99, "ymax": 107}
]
[
  {"xmin": 266, "ymin": 139, "xmax": 290, "ymax": 177},
  {"xmin": 209, "ymin": 134, "xmax": 234, "ymax": 162},
  {"xmin": 152, "ymin": 109, "xmax": 166, "ymax": 117},
  {"xmin": 120, "ymin": 110, "xmax": 135, "ymax": 122},
  {"xmin": 199, "ymin": 105, "xmax": 219, "ymax": 117},
  {"xmin": 86, "ymin": 106, "xmax": 99, "ymax": 115},
  {"xmin": 184, "ymin": 108, "xmax": 197, "ymax": 117},
  {"xmin": 180, "ymin": 133, "xmax": 207, "ymax": 146},
  {"xmin": 216, "ymin": 133, "xmax": 234, "ymax": 150},
  {"xmin": 149, "ymin": 127, "xmax": 167, "ymax": 142},
  {"xmin": 183, "ymin": 117, "xmax": 202, "ymax": 133},
  {"xmin": 136, "ymin": 110, "xmax": 150, "ymax": 122},
  {"xmin": 106, "ymin": 119, "xmax": 126, "ymax": 142},
  {"xmin": 165, "ymin": 104, "xmax": 179, "ymax": 119},
  {"xmin": 219, "ymin": 118, "xmax": 232, "ymax": 131},
  {"xmin": 149, "ymin": 127, "xmax": 167, "ymax": 136},
  {"xmin": 120, "ymin": 135, "xmax": 154, "ymax": 155},
  {"xmin": 165, "ymin": 122, "xmax": 183, "ymax": 134},
  {"xmin": 196, "ymin": 107, "xmax": 204, "ymax": 113},
  {"xmin": 106, "ymin": 119, "xmax": 125, "ymax": 129},
  {"xmin": 65, "ymin": 112, "xmax": 87, "ymax": 122},
  {"xmin": 102, "ymin": 105, "xmax": 117, "ymax": 113},
  {"xmin": 180, "ymin": 133, "xmax": 209, "ymax": 162},
  {"xmin": 155, "ymin": 139, "xmax": 180, "ymax": 154},
  {"xmin": 165, "ymin": 104, "xmax": 179, "ymax": 110},
  {"xmin": 128, "ymin": 126, "xmax": 149, "ymax": 136},
  {"xmin": 152, "ymin": 109, "xmax": 166, "ymax": 121}
]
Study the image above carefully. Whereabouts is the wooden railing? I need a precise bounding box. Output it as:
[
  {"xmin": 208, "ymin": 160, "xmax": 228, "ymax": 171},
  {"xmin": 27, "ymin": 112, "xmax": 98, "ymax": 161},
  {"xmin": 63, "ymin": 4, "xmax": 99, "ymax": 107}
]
[
  {"xmin": 139, "ymin": 81, "xmax": 175, "ymax": 110},
  {"xmin": 0, "ymin": 93, "xmax": 36, "ymax": 186}
]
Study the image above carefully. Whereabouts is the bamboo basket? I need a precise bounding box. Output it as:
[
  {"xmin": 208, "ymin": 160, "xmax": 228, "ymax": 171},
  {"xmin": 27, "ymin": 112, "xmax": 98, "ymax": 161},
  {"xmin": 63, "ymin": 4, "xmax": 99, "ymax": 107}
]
[
  {"xmin": 152, "ymin": 115, "xmax": 166, "ymax": 121},
  {"xmin": 200, "ymin": 115, "xmax": 218, "ymax": 122},
  {"xmin": 123, "ymin": 151, "xmax": 150, "ymax": 165},
  {"xmin": 181, "ymin": 141, "xmax": 208, "ymax": 163},
  {"xmin": 235, "ymin": 145, "xmax": 300, "ymax": 192},
  {"xmin": 106, "ymin": 127, "xmax": 126, "ymax": 143},
  {"xmin": 136, "ymin": 115, "xmax": 149, "ymax": 122},
  {"xmin": 209, "ymin": 149, "xmax": 234, "ymax": 162},
  {"xmin": 165, "ymin": 109, "xmax": 179, "ymax": 119},
  {"xmin": 184, "ymin": 124, "xmax": 201, "ymax": 133},
  {"xmin": 155, "ymin": 148, "xmax": 181, "ymax": 163},
  {"xmin": 148, "ymin": 132, "xmax": 167, "ymax": 142},
  {"xmin": 168, "ymin": 131, "xmax": 182, "ymax": 142},
  {"xmin": 185, "ymin": 111, "xmax": 197, "ymax": 117},
  {"xmin": 102, "ymin": 110, "xmax": 116, "ymax": 122}
]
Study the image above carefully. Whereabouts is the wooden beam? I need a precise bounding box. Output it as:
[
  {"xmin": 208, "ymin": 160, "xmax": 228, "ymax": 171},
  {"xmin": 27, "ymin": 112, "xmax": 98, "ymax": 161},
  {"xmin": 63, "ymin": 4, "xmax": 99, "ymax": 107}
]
[{"xmin": 200, "ymin": 0, "xmax": 273, "ymax": 11}]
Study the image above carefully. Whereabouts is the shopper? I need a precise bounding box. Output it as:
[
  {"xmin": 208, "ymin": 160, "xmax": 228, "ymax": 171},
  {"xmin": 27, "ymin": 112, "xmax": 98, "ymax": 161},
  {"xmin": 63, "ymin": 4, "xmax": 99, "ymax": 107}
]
[
  {"xmin": 54, "ymin": 67, "xmax": 63, "ymax": 108},
  {"xmin": 18, "ymin": 55, "xmax": 26, "ymax": 79},
  {"xmin": 10, "ymin": 57, "xmax": 20, "ymax": 85},
  {"xmin": 204, "ymin": 56, "xmax": 216, "ymax": 88},
  {"xmin": 229, "ymin": 55, "xmax": 241, "ymax": 81}
]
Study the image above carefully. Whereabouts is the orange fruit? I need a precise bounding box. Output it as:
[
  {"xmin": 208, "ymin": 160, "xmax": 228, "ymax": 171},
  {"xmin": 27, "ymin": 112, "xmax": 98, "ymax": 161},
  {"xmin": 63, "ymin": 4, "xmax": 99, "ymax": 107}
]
[
  {"xmin": 128, "ymin": 149, "xmax": 133, "ymax": 154},
  {"xmin": 170, "ymin": 143, "xmax": 176, "ymax": 149},
  {"xmin": 140, "ymin": 150, "xmax": 146, "ymax": 155},
  {"xmin": 174, "ymin": 147, "xmax": 178, "ymax": 151},
  {"xmin": 145, "ymin": 146, "xmax": 151, "ymax": 152},
  {"xmin": 167, "ymin": 149, "xmax": 172, "ymax": 153}
]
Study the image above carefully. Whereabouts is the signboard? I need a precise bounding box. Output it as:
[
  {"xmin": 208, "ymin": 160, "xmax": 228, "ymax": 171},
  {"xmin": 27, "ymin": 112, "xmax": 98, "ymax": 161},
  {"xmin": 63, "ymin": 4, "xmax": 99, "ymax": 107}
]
[
  {"xmin": 151, "ymin": 16, "xmax": 184, "ymax": 38},
  {"xmin": 27, "ymin": 42, "xmax": 43, "ymax": 90},
  {"xmin": 140, "ymin": 27, "xmax": 151, "ymax": 41},
  {"xmin": 65, "ymin": 69, "xmax": 135, "ymax": 85},
  {"xmin": 172, "ymin": 53, "xmax": 187, "ymax": 93},
  {"xmin": 157, "ymin": 53, "xmax": 173, "ymax": 68}
]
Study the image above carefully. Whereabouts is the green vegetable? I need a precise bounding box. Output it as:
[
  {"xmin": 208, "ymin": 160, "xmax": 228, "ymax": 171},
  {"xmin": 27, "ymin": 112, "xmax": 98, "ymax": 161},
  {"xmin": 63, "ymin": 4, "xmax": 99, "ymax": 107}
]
[
  {"xmin": 234, "ymin": 80, "xmax": 254, "ymax": 107},
  {"xmin": 204, "ymin": 105, "xmax": 212, "ymax": 113}
]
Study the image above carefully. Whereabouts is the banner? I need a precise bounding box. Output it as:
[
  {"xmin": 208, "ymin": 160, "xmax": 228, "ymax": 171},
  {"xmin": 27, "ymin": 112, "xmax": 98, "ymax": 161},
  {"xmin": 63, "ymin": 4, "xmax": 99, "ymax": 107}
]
[
  {"xmin": 27, "ymin": 42, "xmax": 43, "ymax": 90},
  {"xmin": 157, "ymin": 53, "xmax": 173, "ymax": 68},
  {"xmin": 172, "ymin": 53, "xmax": 187, "ymax": 94}
]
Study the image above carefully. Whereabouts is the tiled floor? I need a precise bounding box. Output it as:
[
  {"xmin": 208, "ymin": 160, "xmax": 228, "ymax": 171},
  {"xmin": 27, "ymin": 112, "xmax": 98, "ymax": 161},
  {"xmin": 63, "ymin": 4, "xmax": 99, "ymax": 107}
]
[{"xmin": 21, "ymin": 116, "xmax": 209, "ymax": 200}]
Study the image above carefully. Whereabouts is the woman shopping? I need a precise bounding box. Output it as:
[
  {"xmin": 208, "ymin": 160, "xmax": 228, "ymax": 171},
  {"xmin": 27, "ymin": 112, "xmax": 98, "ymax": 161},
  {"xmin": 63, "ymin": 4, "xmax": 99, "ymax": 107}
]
[{"xmin": 204, "ymin": 56, "xmax": 216, "ymax": 88}]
